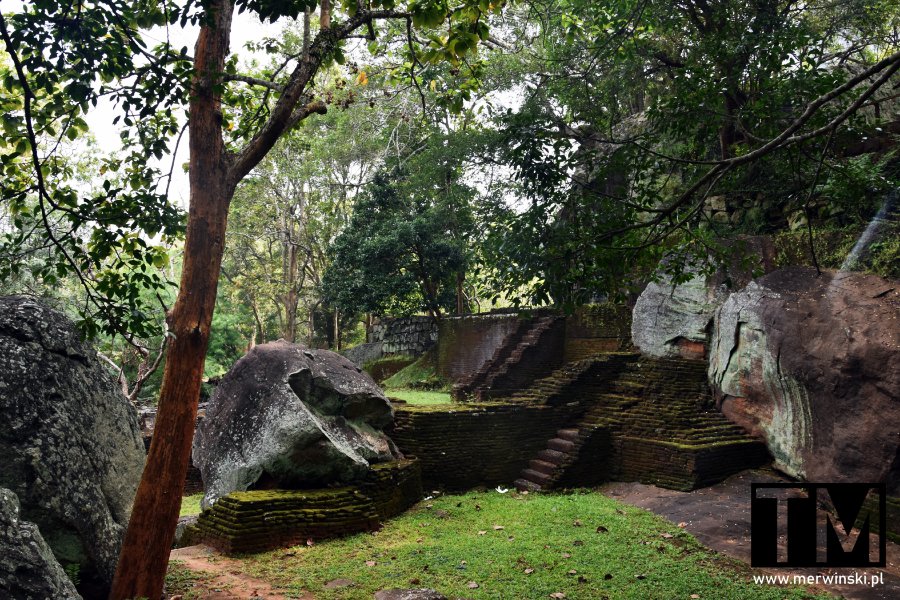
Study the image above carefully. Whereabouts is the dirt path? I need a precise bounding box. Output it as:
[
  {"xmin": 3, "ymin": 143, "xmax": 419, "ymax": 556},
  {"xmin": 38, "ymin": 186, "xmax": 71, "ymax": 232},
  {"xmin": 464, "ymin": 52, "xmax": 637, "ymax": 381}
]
[
  {"xmin": 600, "ymin": 469, "xmax": 900, "ymax": 600},
  {"xmin": 169, "ymin": 545, "xmax": 313, "ymax": 599}
]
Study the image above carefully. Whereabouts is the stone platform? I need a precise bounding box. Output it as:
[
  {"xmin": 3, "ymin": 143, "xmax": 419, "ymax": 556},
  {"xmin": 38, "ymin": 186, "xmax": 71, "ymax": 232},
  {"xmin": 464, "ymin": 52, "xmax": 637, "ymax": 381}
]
[{"xmin": 182, "ymin": 460, "xmax": 422, "ymax": 554}]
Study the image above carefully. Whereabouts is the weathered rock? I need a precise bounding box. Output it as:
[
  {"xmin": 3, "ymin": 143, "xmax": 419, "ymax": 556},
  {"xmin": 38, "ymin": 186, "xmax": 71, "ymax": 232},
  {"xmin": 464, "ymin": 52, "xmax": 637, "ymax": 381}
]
[
  {"xmin": 0, "ymin": 296, "xmax": 145, "ymax": 595},
  {"xmin": 632, "ymin": 267, "xmax": 728, "ymax": 359},
  {"xmin": 343, "ymin": 341, "xmax": 384, "ymax": 367},
  {"xmin": 0, "ymin": 488, "xmax": 82, "ymax": 600},
  {"xmin": 194, "ymin": 340, "xmax": 400, "ymax": 508},
  {"xmin": 632, "ymin": 239, "xmax": 776, "ymax": 359},
  {"xmin": 373, "ymin": 589, "xmax": 447, "ymax": 600},
  {"xmin": 708, "ymin": 268, "xmax": 900, "ymax": 492}
]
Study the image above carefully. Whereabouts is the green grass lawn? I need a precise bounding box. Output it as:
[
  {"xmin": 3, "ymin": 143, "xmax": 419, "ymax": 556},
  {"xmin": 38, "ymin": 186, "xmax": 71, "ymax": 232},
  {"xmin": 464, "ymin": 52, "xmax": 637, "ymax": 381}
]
[
  {"xmin": 180, "ymin": 493, "xmax": 204, "ymax": 517},
  {"xmin": 386, "ymin": 389, "xmax": 454, "ymax": 405},
  {"xmin": 227, "ymin": 489, "xmax": 825, "ymax": 600}
]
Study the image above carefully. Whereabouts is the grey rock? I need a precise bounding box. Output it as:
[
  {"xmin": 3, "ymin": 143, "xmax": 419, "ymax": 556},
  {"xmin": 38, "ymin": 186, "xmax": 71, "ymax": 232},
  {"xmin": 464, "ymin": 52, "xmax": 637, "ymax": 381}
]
[
  {"xmin": 0, "ymin": 488, "xmax": 82, "ymax": 600},
  {"xmin": 0, "ymin": 296, "xmax": 145, "ymax": 594},
  {"xmin": 709, "ymin": 268, "xmax": 900, "ymax": 491},
  {"xmin": 173, "ymin": 515, "xmax": 198, "ymax": 548},
  {"xmin": 632, "ymin": 267, "xmax": 729, "ymax": 358},
  {"xmin": 374, "ymin": 589, "xmax": 447, "ymax": 600},
  {"xmin": 343, "ymin": 341, "xmax": 384, "ymax": 367},
  {"xmin": 194, "ymin": 340, "xmax": 400, "ymax": 508}
]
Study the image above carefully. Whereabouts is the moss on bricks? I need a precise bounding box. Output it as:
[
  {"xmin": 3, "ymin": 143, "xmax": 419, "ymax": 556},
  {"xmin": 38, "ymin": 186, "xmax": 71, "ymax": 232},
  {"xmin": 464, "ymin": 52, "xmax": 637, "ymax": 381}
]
[{"xmin": 189, "ymin": 460, "xmax": 422, "ymax": 554}]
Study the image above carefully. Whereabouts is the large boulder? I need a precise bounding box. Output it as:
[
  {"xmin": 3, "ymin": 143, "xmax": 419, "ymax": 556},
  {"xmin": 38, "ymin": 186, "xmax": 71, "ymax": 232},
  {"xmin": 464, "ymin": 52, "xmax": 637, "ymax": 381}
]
[
  {"xmin": 708, "ymin": 268, "xmax": 900, "ymax": 492},
  {"xmin": 194, "ymin": 340, "xmax": 400, "ymax": 508},
  {"xmin": 631, "ymin": 267, "xmax": 729, "ymax": 359},
  {"xmin": 632, "ymin": 238, "xmax": 776, "ymax": 359},
  {"xmin": 0, "ymin": 488, "xmax": 81, "ymax": 600},
  {"xmin": 0, "ymin": 296, "xmax": 145, "ymax": 595}
]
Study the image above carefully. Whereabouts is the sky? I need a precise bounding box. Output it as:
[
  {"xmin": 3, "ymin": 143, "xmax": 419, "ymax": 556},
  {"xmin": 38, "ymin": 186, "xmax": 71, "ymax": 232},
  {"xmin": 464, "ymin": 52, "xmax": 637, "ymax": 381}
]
[{"xmin": 0, "ymin": 0, "xmax": 281, "ymax": 206}]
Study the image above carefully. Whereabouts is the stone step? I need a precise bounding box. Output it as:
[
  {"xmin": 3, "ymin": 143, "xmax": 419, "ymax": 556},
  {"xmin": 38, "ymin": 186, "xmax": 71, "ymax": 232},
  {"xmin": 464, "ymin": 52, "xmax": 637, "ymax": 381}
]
[
  {"xmin": 537, "ymin": 449, "xmax": 569, "ymax": 464},
  {"xmin": 529, "ymin": 459, "xmax": 559, "ymax": 475},
  {"xmin": 547, "ymin": 438, "xmax": 576, "ymax": 453},
  {"xmin": 514, "ymin": 478, "xmax": 542, "ymax": 492},
  {"xmin": 557, "ymin": 428, "xmax": 580, "ymax": 442},
  {"xmin": 521, "ymin": 468, "xmax": 554, "ymax": 486}
]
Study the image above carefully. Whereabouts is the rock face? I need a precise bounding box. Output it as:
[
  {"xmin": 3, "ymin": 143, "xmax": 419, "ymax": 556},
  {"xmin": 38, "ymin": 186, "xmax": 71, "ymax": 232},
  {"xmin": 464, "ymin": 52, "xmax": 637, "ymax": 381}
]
[
  {"xmin": 632, "ymin": 239, "xmax": 777, "ymax": 359},
  {"xmin": 194, "ymin": 340, "xmax": 400, "ymax": 508},
  {"xmin": 0, "ymin": 296, "xmax": 145, "ymax": 595},
  {"xmin": 708, "ymin": 268, "xmax": 900, "ymax": 492},
  {"xmin": 0, "ymin": 488, "xmax": 82, "ymax": 600},
  {"xmin": 631, "ymin": 268, "xmax": 728, "ymax": 359}
]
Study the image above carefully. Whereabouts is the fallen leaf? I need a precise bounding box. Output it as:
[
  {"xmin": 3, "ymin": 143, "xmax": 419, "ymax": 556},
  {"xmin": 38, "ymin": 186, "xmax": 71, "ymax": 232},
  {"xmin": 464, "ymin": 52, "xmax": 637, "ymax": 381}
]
[
  {"xmin": 416, "ymin": 538, "xmax": 423, "ymax": 543},
  {"xmin": 677, "ymin": 522, "xmax": 688, "ymax": 528},
  {"xmin": 549, "ymin": 593, "xmax": 566, "ymax": 599},
  {"xmin": 691, "ymin": 595, "xmax": 700, "ymax": 599},
  {"xmin": 615, "ymin": 509, "xmax": 626, "ymax": 515},
  {"xmin": 410, "ymin": 578, "xmax": 421, "ymax": 585},
  {"xmin": 635, "ymin": 573, "xmax": 647, "ymax": 580},
  {"xmin": 365, "ymin": 560, "xmax": 376, "ymax": 567},
  {"xmin": 596, "ymin": 525, "xmax": 608, "ymax": 533},
  {"xmin": 562, "ymin": 552, "xmax": 572, "ymax": 558},
  {"xmin": 573, "ymin": 519, "xmax": 583, "ymax": 527},
  {"xmin": 577, "ymin": 575, "xmax": 588, "ymax": 584},
  {"xmin": 572, "ymin": 540, "xmax": 584, "ymax": 546},
  {"xmin": 425, "ymin": 504, "xmax": 434, "ymax": 509},
  {"xmin": 460, "ymin": 560, "xmax": 467, "ymax": 565},
  {"xmin": 477, "ymin": 531, "xmax": 487, "ymax": 535},
  {"xmin": 435, "ymin": 509, "xmax": 449, "ymax": 519},
  {"xmin": 568, "ymin": 569, "xmax": 577, "ymax": 575},
  {"xmin": 493, "ymin": 525, "xmax": 505, "ymax": 530},
  {"xmin": 475, "ymin": 504, "xmax": 482, "ymax": 511},
  {"xmin": 524, "ymin": 568, "xmax": 535, "ymax": 574},
  {"xmin": 660, "ymin": 533, "xmax": 674, "ymax": 539},
  {"xmin": 467, "ymin": 581, "xmax": 479, "ymax": 589}
]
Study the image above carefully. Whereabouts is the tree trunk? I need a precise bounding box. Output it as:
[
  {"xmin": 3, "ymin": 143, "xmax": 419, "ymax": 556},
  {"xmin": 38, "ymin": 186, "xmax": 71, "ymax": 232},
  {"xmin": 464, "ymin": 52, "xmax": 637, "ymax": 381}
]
[{"xmin": 109, "ymin": 2, "xmax": 234, "ymax": 598}]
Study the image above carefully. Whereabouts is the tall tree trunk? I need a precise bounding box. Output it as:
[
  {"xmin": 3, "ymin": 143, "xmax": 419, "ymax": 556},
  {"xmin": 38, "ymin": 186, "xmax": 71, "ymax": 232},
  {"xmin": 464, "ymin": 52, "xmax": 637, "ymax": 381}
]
[{"xmin": 109, "ymin": 2, "xmax": 234, "ymax": 598}]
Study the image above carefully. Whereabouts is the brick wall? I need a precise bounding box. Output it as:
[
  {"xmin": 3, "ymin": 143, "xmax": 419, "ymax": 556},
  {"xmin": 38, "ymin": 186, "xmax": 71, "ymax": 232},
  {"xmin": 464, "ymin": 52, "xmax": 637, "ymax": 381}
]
[
  {"xmin": 389, "ymin": 401, "xmax": 584, "ymax": 490},
  {"xmin": 435, "ymin": 314, "xmax": 521, "ymax": 382},
  {"xmin": 564, "ymin": 304, "xmax": 632, "ymax": 362}
]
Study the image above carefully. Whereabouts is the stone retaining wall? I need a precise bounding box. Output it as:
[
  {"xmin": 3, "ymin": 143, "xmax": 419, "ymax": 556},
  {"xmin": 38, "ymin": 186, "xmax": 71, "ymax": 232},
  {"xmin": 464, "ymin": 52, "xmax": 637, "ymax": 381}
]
[
  {"xmin": 370, "ymin": 316, "xmax": 437, "ymax": 355},
  {"xmin": 183, "ymin": 460, "xmax": 422, "ymax": 554},
  {"xmin": 564, "ymin": 304, "xmax": 632, "ymax": 362},
  {"xmin": 389, "ymin": 402, "xmax": 584, "ymax": 490}
]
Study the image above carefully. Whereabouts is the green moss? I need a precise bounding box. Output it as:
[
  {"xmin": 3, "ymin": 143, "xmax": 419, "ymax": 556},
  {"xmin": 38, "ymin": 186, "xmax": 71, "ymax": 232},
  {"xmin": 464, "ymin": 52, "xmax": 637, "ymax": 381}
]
[{"xmin": 382, "ymin": 351, "xmax": 447, "ymax": 390}]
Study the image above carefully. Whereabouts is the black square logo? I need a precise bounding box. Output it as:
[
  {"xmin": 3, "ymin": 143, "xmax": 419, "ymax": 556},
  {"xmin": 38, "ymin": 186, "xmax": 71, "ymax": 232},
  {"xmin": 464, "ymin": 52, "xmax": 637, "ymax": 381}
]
[{"xmin": 751, "ymin": 483, "xmax": 886, "ymax": 567}]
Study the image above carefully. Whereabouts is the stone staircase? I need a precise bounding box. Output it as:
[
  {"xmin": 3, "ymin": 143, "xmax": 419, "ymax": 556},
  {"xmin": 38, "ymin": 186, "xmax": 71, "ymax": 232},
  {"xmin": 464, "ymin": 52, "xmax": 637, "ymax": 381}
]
[
  {"xmin": 453, "ymin": 316, "xmax": 564, "ymax": 401},
  {"xmin": 514, "ymin": 356, "xmax": 770, "ymax": 492}
]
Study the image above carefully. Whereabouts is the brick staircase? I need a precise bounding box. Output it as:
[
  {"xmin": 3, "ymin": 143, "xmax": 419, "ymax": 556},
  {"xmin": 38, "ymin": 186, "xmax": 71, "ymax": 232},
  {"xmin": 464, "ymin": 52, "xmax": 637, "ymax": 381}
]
[
  {"xmin": 453, "ymin": 316, "xmax": 564, "ymax": 401},
  {"xmin": 514, "ymin": 356, "xmax": 770, "ymax": 492}
]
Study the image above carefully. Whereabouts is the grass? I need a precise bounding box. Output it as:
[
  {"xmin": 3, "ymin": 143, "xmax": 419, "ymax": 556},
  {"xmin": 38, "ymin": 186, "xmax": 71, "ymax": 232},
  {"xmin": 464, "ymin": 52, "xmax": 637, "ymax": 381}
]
[
  {"xmin": 386, "ymin": 389, "xmax": 454, "ymax": 405},
  {"xmin": 180, "ymin": 493, "xmax": 204, "ymax": 517},
  {"xmin": 165, "ymin": 560, "xmax": 216, "ymax": 600},
  {"xmin": 382, "ymin": 353, "xmax": 447, "ymax": 391},
  {"xmin": 230, "ymin": 489, "xmax": 826, "ymax": 600}
]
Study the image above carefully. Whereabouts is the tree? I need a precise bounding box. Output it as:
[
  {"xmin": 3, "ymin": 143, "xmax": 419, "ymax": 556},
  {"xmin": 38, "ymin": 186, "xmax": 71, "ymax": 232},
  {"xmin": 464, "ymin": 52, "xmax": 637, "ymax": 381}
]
[
  {"xmin": 1, "ymin": 1, "xmax": 507, "ymax": 598},
  {"xmin": 478, "ymin": 0, "xmax": 900, "ymax": 305},
  {"xmin": 322, "ymin": 133, "xmax": 476, "ymax": 319}
]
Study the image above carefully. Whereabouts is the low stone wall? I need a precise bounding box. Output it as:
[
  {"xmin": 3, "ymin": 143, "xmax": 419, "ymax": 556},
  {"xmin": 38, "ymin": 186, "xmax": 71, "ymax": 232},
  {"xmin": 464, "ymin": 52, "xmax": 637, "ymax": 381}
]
[
  {"xmin": 371, "ymin": 316, "xmax": 437, "ymax": 355},
  {"xmin": 389, "ymin": 402, "xmax": 584, "ymax": 490},
  {"xmin": 184, "ymin": 460, "xmax": 422, "ymax": 554},
  {"xmin": 564, "ymin": 304, "xmax": 632, "ymax": 362}
]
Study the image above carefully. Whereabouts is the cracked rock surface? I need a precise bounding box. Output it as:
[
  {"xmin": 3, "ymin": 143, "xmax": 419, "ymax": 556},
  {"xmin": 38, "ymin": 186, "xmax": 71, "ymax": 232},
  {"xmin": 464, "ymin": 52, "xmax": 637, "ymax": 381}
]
[
  {"xmin": 708, "ymin": 267, "xmax": 900, "ymax": 491},
  {"xmin": 194, "ymin": 340, "xmax": 400, "ymax": 509},
  {"xmin": 0, "ymin": 487, "xmax": 82, "ymax": 600},
  {"xmin": 0, "ymin": 296, "xmax": 145, "ymax": 596}
]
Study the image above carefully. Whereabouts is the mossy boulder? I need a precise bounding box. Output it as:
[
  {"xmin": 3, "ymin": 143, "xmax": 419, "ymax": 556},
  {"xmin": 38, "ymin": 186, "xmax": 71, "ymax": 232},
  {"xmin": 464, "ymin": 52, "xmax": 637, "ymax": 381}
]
[
  {"xmin": 193, "ymin": 341, "xmax": 401, "ymax": 509},
  {"xmin": 0, "ymin": 296, "xmax": 145, "ymax": 597}
]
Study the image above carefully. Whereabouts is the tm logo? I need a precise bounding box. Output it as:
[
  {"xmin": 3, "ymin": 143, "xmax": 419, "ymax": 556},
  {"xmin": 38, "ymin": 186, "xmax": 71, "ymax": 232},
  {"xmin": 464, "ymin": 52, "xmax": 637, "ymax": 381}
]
[{"xmin": 751, "ymin": 483, "xmax": 886, "ymax": 567}]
